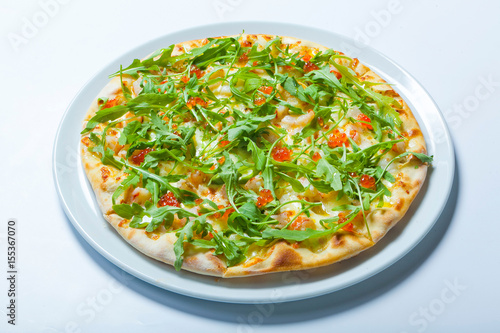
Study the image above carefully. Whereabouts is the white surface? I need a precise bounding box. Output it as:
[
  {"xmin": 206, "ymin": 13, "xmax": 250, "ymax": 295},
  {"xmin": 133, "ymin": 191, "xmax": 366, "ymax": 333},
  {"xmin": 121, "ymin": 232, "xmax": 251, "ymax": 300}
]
[
  {"xmin": 1, "ymin": 0, "xmax": 499, "ymax": 332},
  {"xmin": 53, "ymin": 21, "xmax": 455, "ymax": 303}
]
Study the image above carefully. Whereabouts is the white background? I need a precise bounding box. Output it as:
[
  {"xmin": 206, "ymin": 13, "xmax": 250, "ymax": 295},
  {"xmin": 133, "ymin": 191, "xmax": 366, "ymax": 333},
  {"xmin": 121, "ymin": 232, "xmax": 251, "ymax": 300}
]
[{"xmin": 1, "ymin": 0, "xmax": 499, "ymax": 332}]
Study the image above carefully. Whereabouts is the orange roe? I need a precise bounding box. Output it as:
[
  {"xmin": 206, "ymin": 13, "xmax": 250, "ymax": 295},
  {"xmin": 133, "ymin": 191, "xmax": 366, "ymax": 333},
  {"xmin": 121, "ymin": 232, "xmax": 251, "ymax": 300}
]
[
  {"xmin": 222, "ymin": 207, "xmax": 235, "ymax": 219},
  {"xmin": 254, "ymin": 96, "xmax": 266, "ymax": 105},
  {"xmin": 181, "ymin": 75, "xmax": 190, "ymax": 83},
  {"xmin": 337, "ymin": 212, "xmax": 354, "ymax": 232},
  {"xmin": 256, "ymin": 189, "xmax": 273, "ymax": 208},
  {"xmin": 360, "ymin": 174, "xmax": 376, "ymax": 189},
  {"xmin": 239, "ymin": 52, "xmax": 249, "ymax": 63},
  {"xmin": 327, "ymin": 130, "xmax": 349, "ymax": 148},
  {"xmin": 272, "ymin": 146, "xmax": 292, "ymax": 162},
  {"xmin": 187, "ymin": 96, "xmax": 207, "ymax": 109},
  {"xmin": 190, "ymin": 65, "xmax": 202, "ymax": 79},
  {"xmin": 211, "ymin": 205, "xmax": 225, "ymax": 219},
  {"xmin": 303, "ymin": 62, "xmax": 319, "ymax": 73},
  {"xmin": 357, "ymin": 114, "xmax": 373, "ymax": 130},
  {"xmin": 131, "ymin": 148, "xmax": 153, "ymax": 164},
  {"xmin": 102, "ymin": 98, "xmax": 120, "ymax": 109},
  {"xmin": 219, "ymin": 140, "xmax": 230, "ymax": 148},
  {"xmin": 259, "ymin": 86, "xmax": 273, "ymax": 94},
  {"xmin": 289, "ymin": 216, "xmax": 315, "ymax": 231},
  {"xmin": 241, "ymin": 40, "xmax": 252, "ymax": 47},
  {"xmin": 312, "ymin": 152, "xmax": 322, "ymax": 162},
  {"xmin": 330, "ymin": 70, "xmax": 342, "ymax": 79},
  {"xmin": 158, "ymin": 192, "xmax": 180, "ymax": 207}
]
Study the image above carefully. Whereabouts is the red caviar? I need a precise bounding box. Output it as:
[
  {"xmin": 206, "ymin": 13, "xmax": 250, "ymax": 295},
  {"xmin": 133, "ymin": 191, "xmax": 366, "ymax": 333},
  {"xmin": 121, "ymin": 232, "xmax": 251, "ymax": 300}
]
[
  {"xmin": 131, "ymin": 148, "xmax": 153, "ymax": 164},
  {"xmin": 327, "ymin": 130, "xmax": 349, "ymax": 148},
  {"xmin": 337, "ymin": 212, "xmax": 354, "ymax": 232},
  {"xmin": 360, "ymin": 174, "xmax": 376, "ymax": 189},
  {"xmin": 158, "ymin": 192, "xmax": 180, "ymax": 207},
  {"xmin": 239, "ymin": 52, "xmax": 249, "ymax": 63},
  {"xmin": 181, "ymin": 76, "xmax": 190, "ymax": 83},
  {"xmin": 303, "ymin": 62, "xmax": 319, "ymax": 73},
  {"xmin": 272, "ymin": 146, "xmax": 292, "ymax": 162},
  {"xmin": 254, "ymin": 96, "xmax": 266, "ymax": 105},
  {"xmin": 211, "ymin": 205, "xmax": 225, "ymax": 219},
  {"xmin": 312, "ymin": 152, "xmax": 322, "ymax": 162},
  {"xmin": 219, "ymin": 140, "xmax": 230, "ymax": 147},
  {"xmin": 222, "ymin": 207, "xmax": 235, "ymax": 219},
  {"xmin": 187, "ymin": 97, "xmax": 207, "ymax": 109},
  {"xmin": 289, "ymin": 216, "xmax": 314, "ymax": 231},
  {"xmin": 256, "ymin": 189, "xmax": 273, "ymax": 208},
  {"xmin": 241, "ymin": 40, "xmax": 252, "ymax": 47},
  {"xmin": 190, "ymin": 65, "xmax": 202, "ymax": 79},
  {"xmin": 357, "ymin": 114, "xmax": 373, "ymax": 130},
  {"xmin": 330, "ymin": 70, "xmax": 342, "ymax": 79},
  {"xmin": 102, "ymin": 98, "xmax": 120, "ymax": 109},
  {"xmin": 259, "ymin": 86, "xmax": 273, "ymax": 94}
]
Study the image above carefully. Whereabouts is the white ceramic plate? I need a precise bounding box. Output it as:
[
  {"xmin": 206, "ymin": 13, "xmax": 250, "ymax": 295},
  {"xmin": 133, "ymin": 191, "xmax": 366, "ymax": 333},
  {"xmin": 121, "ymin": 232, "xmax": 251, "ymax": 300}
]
[{"xmin": 53, "ymin": 22, "xmax": 454, "ymax": 303}]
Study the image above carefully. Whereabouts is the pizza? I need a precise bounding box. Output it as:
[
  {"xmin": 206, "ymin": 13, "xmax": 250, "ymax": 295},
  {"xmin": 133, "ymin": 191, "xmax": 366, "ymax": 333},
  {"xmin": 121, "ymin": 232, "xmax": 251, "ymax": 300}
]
[{"xmin": 80, "ymin": 34, "xmax": 432, "ymax": 277}]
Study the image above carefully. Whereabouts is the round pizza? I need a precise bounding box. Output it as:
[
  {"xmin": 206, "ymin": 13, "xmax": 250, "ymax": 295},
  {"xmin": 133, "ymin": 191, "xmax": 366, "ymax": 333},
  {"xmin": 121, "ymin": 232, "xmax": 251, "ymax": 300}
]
[{"xmin": 80, "ymin": 34, "xmax": 432, "ymax": 277}]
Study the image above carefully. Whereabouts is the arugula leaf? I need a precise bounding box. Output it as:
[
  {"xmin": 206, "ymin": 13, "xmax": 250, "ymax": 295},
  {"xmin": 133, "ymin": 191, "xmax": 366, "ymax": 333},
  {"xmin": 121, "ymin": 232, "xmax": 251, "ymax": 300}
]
[
  {"xmin": 283, "ymin": 76, "xmax": 311, "ymax": 104},
  {"xmin": 276, "ymin": 172, "xmax": 305, "ymax": 192},
  {"xmin": 127, "ymin": 93, "xmax": 177, "ymax": 111},
  {"xmin": 408, "ymin": 152, "xmax": 434, "ymax": 163},
  {"xmin": 211, "ymin": 230, "xmax": 245, "ymax": 266},
  {"xmin": 238, "ymin": 202, "xmax": 264, "ymax": 221},
  {"xmin": 227, "ymin": 114, "xmax": 275, "ymax": 141},
  {"xmin": 316, "ymin": 158, "xmax": 342, "ymax": 191},
  {"xmin": 118, "ymin": 121, "xmax": 142, "ymax": 145},
  {"xmin": 82, "ymin": 105, "xmax": 128, "ymax": 134},
  {"xmin": 112, "ymin": 202, "xmax": 144, "ymax": 219},
  {"xmin": 174, "ymin": 220, "xmax": 195, "ymax": 271},
  {"xmin": 192, "ymin": 38, "xmax": 235, "ymax": 69},
  {"xmin": 110, "ymin": 45, "xmax": 176, "ymax": 78},
  {"xmin": 245, "ymin": 139, "xmax": 266, "ymax": 171}
]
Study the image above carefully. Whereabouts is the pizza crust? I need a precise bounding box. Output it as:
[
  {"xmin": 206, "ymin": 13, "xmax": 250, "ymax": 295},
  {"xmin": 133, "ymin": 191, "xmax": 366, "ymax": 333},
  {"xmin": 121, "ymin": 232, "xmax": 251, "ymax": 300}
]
[{"xmin": 80, "ymin": 34, "xmax": 428, "ymax": 277}]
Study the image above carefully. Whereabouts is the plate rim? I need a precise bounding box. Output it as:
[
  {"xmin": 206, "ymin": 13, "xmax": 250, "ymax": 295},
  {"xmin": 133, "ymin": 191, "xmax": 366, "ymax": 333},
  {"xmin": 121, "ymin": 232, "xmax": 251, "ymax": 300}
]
[{"xmin": 53, "ymin": 21, "xmax": 455, "ymax": 303}]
